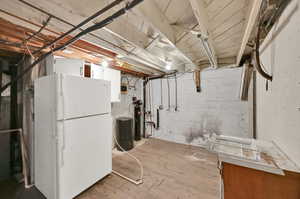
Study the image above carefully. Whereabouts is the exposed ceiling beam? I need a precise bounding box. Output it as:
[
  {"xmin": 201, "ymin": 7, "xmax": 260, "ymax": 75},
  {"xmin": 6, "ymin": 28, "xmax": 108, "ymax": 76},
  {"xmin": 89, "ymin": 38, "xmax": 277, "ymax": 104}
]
[
  {"xmin": 236, "ymin": 0, "xmax": 263, "ymax": 65},
  {"xmin": 134, "ymin": 0, "xmax": 195, "ymax": 66},
  {"xmin": 0, "ymin": 2, "xmax": 166, "ymax": 74},
  {"xmin": 0, "ymin": 17, "xmax": 153, "ymax": 76},
  {"xmin": 188, "ymin": 0, "xmax": 218, "ymax": 68}
]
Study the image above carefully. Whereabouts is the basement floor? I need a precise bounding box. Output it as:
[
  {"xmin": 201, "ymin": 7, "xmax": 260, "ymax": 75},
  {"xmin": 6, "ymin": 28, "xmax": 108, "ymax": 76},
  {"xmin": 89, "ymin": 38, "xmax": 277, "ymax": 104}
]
[
  {"xmin": 0, "ymin": 138, "xmax": 220, "ymax": 199},
  {"xmin": 77, "ymin": 138, "xmax": 220, "ymax": 199}
]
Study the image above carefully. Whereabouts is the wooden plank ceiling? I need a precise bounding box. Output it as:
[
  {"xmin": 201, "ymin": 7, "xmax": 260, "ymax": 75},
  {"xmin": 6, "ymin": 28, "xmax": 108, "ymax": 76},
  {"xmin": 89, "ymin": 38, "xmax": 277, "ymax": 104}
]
[{"xmin": 0, "ymin": 0, "xmax": 258, "ymax": 72}]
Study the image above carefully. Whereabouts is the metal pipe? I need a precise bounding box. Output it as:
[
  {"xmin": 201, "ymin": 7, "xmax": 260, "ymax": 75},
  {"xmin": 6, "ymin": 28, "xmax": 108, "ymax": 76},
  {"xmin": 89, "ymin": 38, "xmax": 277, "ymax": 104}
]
[
  {"xmin": 159, "ymin": 79, "xmax": 163, "ymax": 109},
  {"xmin": 0, "ymin": 129, "xmax": 33, "ymax": 189},
  {"xmin": 0, "ymin": 0, "xmax": 144, "ymax": 94},
  {"xmin": 174, "ymin": 73, "xmax": 178, "ymax": 111},
  {"xmin": 255, "ymin": 17, "xmax": 272, "ymax": 81},
  {"xmin": 167, "ymin": 77, "xmax": 170, "ymax": 111},
  {"xmin": 16, "ymin": 1, "xmax": 165, "ymax": 73},
  {"xmin": 197, "ymin": 34, "xmax": 217, "ymax": 68},
  {"xmin": 0, "ymin": 63, "xmax": 2, "ymax": 111}
]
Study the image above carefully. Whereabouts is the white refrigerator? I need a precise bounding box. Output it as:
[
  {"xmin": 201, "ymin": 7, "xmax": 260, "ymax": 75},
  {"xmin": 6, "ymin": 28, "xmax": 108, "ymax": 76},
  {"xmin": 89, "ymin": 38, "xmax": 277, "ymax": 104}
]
[{"xmin": 34, "ymin": 74, "xmax": 112, "ymax": 199}]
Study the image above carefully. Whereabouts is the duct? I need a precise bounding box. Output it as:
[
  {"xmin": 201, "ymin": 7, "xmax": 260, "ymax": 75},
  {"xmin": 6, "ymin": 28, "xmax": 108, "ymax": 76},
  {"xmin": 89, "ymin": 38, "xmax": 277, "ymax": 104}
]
[
  {"xmin": 0, "ymin": 0, "xmax": 144, "ymax": 94},
  {"xmin": 15, "ymin": 0, "xmax": 165, "ymax": 74}
]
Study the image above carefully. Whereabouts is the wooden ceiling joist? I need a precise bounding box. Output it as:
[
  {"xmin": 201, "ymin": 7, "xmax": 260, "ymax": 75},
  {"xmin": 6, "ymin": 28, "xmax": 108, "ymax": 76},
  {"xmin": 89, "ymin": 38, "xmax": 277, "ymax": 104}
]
[
  {"xmin": 188, "ymin": 0, "xmax": 218, "ymax": 68},
  {"xmin": 236, "ymin": 0, "xmax": 263, "ymax": 65},
  {"xmin": 0, "ymin": 17, "xmax": 149, "ymax": 77}
]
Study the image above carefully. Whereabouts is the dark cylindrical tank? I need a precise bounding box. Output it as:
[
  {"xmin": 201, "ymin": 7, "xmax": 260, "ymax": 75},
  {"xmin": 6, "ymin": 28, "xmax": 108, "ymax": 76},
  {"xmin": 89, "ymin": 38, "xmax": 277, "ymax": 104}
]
[{"xmin": 116, "ymin": 117, "xmax": 134, "ymax": 151}]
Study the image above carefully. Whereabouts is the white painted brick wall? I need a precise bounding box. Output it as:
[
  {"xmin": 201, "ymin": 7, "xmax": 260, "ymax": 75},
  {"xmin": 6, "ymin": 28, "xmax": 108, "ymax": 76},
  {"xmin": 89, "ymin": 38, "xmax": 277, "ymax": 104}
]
[
  {"xmin": 256, "ymin": 0, "xmax": 300, "ymax": 167},
  {"xmin": 146, "ymin": 68, "xmax": 251, "ymax": 146}
]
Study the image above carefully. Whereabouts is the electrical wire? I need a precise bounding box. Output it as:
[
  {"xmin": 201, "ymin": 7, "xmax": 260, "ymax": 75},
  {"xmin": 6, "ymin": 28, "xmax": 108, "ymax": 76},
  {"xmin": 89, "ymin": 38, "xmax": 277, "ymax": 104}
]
[
  {"xmin": 150, "ymin": 81, "xmax": 154, "ymax": 136},
  {"xmin": 255, "ymin": 9, "xmax": 273, "ymax": 81},
  {"xmin": 26, "ymin": 0, "xmax": 126, "ymax": 55},
  {"xmin": 0, "ymin": 0, "xmax": 144, "ymax": 94},
  {"xmin": 24, "ymin": 16, "xmax": 52, "ymax": 43},
  {"xmin": 174, "ymin": 73, "xmax": 178, "ymax": 111},
  {"xmin": 160, "ymin": 79, "xmax": 163, "ymax": 108},
  {"xmin": 166, "ymin": 77, "xmax": 170, "ymax": 111},
  {"xmin": 112, "ymin": 134, "xmax": 143, "ymax": 184}
]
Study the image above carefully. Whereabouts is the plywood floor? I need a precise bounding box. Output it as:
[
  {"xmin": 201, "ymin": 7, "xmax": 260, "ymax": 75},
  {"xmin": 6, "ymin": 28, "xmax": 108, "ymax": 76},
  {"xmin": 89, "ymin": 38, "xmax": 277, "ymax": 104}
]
[{"xmin": 76, "ymin": 138, "xmax": 220, "ymax": 199}]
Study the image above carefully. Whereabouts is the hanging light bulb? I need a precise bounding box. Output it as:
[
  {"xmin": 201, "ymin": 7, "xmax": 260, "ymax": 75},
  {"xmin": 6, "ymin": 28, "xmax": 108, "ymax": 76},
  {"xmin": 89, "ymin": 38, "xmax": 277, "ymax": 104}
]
[{"xmin": 166, "ymin": 62, "xmax": 172, "ymax": 70}]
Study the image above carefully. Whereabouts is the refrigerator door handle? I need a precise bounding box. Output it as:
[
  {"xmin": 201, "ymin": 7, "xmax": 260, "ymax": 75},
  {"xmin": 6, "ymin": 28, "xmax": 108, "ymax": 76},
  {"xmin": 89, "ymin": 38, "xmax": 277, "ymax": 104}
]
[
  {"xmin": 57, "ymin": 121, "xmax": 66, "ymax": 168},
  {"xmin": 60, "ymin": 75, "xmax": 66, "ymax": 167},
  {"xmin": 60, "ymin": 129, "xmax": 65, "ymax": 167}
]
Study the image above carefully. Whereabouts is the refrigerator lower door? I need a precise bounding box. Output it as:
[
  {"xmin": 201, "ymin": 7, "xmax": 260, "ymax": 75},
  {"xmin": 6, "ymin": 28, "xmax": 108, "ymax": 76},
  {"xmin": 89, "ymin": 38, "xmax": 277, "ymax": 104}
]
[{"xmin": 57, "ymin": 114, "xmax": 112, "ymax": 199}]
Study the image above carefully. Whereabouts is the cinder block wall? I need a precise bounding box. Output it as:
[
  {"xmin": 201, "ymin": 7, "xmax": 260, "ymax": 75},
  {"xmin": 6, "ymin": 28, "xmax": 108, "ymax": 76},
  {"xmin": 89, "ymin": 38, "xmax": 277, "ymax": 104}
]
[{"xmin": 147, "ymin": 68, "xmax": 251, "ymax": 146}]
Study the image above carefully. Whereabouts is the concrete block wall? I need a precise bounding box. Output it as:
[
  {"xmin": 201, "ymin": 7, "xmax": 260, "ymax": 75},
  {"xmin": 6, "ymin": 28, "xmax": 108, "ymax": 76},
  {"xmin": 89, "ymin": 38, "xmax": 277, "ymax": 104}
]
[
  {"xmin": 256, "ymin": 0, "xmax": 300, "ymax": 167},
  {"xmin": 147, "ymin": 68, "xmax": 251, "ymax": 146}
]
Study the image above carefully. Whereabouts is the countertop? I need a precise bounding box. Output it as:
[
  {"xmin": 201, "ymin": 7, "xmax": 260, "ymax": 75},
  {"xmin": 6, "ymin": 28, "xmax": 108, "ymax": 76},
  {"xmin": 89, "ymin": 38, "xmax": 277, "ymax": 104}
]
[{"xmin": 207, "ymin": 136, "xmax": 300, "ymax": 175}]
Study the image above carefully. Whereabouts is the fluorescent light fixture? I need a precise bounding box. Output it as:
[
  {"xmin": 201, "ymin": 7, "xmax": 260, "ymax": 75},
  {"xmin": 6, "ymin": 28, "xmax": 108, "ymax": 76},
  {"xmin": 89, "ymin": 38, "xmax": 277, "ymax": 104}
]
[
  {"xmin": 62, "ymin": 49, "xmax": 73, "ymax": 54},
  {"xmin": 102, "ymin": 60, "xmax": 109, "ymax": 68},
  {"xmin": 198, "ymin": 35, "xmax": 217, "ymax": 69}
]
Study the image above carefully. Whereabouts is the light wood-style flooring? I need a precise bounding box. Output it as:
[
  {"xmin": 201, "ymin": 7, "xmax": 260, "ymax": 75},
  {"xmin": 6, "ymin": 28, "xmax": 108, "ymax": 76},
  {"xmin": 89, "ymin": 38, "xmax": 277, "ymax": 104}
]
[{"xmin": 76, "ymin": 138, "xmax": 220, "ymax": 199}]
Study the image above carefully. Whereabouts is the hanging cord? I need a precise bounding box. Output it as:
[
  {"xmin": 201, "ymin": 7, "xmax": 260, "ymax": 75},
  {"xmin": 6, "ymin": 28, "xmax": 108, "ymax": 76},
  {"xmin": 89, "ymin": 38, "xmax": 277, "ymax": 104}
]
[
  {"xmin": 24, "ymin": 16, "xmax": 52, "ymax": 43},
  {"xmin": 112, "ymin": 134, "xmax": 143, "ymax": 185},
  {"xmin": 166, "ymin": 77, "xmax": 170, "ymax": 111},
  {"xmin": 255, "ymin": 4, "xmax": 273, "ymax": 81},
  {"xmin": 174, "ymin": 73, "xmax": 178, "ymax": 111}
]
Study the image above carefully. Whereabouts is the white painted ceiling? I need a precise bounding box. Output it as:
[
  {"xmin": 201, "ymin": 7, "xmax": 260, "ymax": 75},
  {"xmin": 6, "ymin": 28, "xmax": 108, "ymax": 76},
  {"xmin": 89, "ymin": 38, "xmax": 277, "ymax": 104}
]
[{"xmin": 0, "ymin": 0, "xmax": 254, "ymax": 73}]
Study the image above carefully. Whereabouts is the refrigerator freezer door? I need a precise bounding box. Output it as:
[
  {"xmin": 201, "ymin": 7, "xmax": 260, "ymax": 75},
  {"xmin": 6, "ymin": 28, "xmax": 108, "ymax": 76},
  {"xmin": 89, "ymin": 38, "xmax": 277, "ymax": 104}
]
[
  {"xmin": 56, "ymin": 75, "xmax": 111, "ymax": 120},
  {"xmin": 53, "ymin": 58, "xmax": 85, "ymax": 77},
  {"xmin": 57, "ymin": 114, "xmax": 112, "ymax": 199}
]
